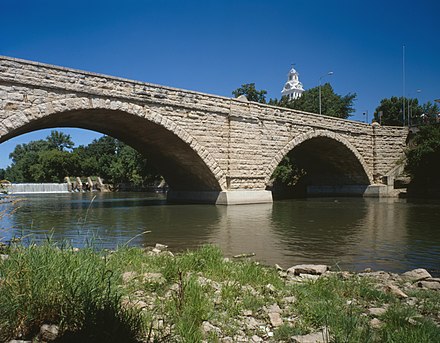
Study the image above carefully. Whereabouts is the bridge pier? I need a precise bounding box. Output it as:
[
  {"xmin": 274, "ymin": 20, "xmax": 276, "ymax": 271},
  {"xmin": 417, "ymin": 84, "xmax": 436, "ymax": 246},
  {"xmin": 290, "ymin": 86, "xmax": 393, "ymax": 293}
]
[{"xmin": 167, "ymin": 190, "xmax": 273, "ymax": 205}]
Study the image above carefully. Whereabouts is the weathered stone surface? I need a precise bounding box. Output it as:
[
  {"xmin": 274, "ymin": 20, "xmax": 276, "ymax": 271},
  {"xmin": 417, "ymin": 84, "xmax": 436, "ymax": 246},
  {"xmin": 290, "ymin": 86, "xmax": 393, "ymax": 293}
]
[
  {"xmin": 401, "ymin": 268, "xmax": 432, "ymax": 282},
  {"xmin": 368, "ymin": 307, "xmax": 387, "ymax": 316},
  {"xmin": 39, "ymin": 324, "xmax": 59, "ymax": 341},
  {"xmin": 291, "ymin": 327, "xmax": 330, "ymax": 343},
  {"xmin": 287, "ymin": 264, "xmax": 329, "ymax": 276},
  {"xmin": 0, "ymin": 56, "xmax": 409, "ymax": 204},
  {"xmin": 418, "ymin": 278, "xmax": 440, "ymax": 290},
  {"xmin": 370, "ymin": 318, "xmax": 383, "ymax": 329},
  {"xmin": 385, "ymin": 284, "xmax": 408, "ymax": 298},
  {"xmin": 268, "ymin": 312, "xmax": 283, "ymax": 327},
  {"xmin": 143, "ymin": 272, "xmax": 166, "ymax": 285}
]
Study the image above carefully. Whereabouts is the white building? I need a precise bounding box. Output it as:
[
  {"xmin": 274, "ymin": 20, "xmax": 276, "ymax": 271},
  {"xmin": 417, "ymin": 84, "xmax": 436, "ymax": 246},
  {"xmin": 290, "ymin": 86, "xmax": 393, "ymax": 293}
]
[{"xmin": 281, "ymin": 66, "xmax": 304, "ymax": 100}]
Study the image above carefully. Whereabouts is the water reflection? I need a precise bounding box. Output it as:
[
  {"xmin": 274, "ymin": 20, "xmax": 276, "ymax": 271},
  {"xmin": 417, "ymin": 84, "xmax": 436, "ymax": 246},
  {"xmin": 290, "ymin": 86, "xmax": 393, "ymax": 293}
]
[{"xmin": 1, "ymin": 193, "xmax": 439, "ymax": 275}]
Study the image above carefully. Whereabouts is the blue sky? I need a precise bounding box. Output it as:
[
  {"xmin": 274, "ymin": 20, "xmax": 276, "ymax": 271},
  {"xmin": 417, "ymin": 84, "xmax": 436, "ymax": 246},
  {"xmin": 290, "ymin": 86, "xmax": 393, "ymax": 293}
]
[{"xmin": 1, "ymin": 0, "xmax": 439, "ymax": 169}]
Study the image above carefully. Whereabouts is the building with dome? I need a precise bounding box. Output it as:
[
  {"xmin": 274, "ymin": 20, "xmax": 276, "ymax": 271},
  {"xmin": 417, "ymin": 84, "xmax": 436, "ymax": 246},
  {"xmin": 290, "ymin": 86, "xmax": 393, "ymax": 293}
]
[{"xmin": 281, "ymin": 66, "xmax": 304, "ymax": 100}]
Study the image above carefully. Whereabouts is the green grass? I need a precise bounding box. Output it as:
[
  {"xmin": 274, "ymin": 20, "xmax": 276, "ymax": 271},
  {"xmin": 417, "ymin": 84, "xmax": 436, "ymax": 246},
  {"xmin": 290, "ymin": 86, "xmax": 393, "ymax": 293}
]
[{"xmin": 0, "ymin": 243, "xmax": 439, "ymax": 342}]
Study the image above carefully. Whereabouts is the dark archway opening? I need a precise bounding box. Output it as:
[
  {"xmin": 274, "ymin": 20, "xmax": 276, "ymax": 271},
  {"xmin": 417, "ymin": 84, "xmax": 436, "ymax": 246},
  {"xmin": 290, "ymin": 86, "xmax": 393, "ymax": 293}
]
[
  {"xmin": 269, "ymin": 137, "xmax": 370, "ymax": 199},
  {"xmin": 0, "ymin": 109, "xmax": 221, "ymax": 193}
]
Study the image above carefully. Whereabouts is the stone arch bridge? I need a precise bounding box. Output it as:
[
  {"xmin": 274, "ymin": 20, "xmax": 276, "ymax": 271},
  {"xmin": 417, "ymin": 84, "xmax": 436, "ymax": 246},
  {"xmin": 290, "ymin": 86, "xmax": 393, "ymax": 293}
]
[{"xmin": 0, "ymin": 56, "xmax": 408, "ymax": 204}]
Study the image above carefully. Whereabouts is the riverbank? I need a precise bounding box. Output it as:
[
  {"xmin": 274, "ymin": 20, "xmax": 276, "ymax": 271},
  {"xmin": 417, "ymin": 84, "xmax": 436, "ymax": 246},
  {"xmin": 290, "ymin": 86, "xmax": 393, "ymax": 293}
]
[{"xmin": 0, "ymin": 244, "xmax": 439, "ymax": 342}]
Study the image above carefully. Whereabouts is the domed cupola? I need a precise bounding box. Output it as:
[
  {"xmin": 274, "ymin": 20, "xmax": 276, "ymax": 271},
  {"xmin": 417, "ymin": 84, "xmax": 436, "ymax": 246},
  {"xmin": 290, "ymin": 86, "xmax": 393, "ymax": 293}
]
[{"xmin": 281, "ymin": 66, "xmax": 304, "ymax": 100}]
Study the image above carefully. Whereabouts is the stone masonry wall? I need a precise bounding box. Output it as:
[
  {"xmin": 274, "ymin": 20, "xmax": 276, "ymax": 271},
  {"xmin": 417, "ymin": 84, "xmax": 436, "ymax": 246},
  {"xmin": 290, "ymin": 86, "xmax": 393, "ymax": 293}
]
[{"xmin": 0, "ymin": 56, "xmax": 409, "ymax": 191}]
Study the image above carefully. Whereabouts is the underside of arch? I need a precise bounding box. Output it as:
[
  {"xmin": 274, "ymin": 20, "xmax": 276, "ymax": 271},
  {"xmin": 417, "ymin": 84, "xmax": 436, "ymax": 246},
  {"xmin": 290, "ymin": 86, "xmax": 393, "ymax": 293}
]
[
  {"xmin": 1, "ymin": 107, "xmax": 223, "ymax": 193},
  {"xmin": 267, "ymin": 131, "xmax": 372, "ymax": 197}
]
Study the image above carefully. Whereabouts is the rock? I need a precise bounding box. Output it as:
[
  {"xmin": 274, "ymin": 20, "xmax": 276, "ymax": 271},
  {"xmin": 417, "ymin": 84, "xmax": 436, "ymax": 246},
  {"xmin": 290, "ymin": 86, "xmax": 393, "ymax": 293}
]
[
  {"xmin": 221, "ymin": 337, "xmax": 234, "ymax": 343},
  {"xmin": 368, "ymin": 307, "xmax": 387, "ymax": 316},
  {"xmin": 266, "ymin": 303, "xmax": 282, "ymax": 313},
  {"xmin": 151, "ymin": 248, "xmax": 161, "ymax": 254},
  {"xmin": 7, "ymin": 341, "xmax": 32, "ymax": 343},
  {"xmin": 283, "ymin": 296, "xmax": 297, "ymax": 304},
  {"xmin": 251, "ymin": 335, "xmax": 263, "ymax": 342},
  {"xmin": 245, "ymin": 317, "xmax": 260, "ymax": 330},
  {"xmin": 40, "ymin": 324, "xmax": 59, "ymax": 341},
  {"xmin": 143, "ymin": 272, "xmax": 166, "ymax": 285},
  {"xmin": 242, "ymin": 309, "xmax": 253, "ymax": 316},
  {"xmin": 1, "ymin": 254, "xmax": 9, "ymax": 261},
  {"xmin": 265, "ymin": 283, "xmax": 276, "ymax": 292},
  {"xmin": 370, "ymin": 318, "xmax": 383, "ymax": 329},
  {"xmin": 363, "ymin": 267, "xmax": 372, "ymax": 273},
  {"xmin": 418, "ymin": 278, "xmax": 440, "ymax": 290},
  {"xmin": 201, "ymin": 321, "xmax": 222, "ymax": 336},
  {"xmin": 268, "ymin": 312, "xmax": 283, "ymax": 327},
  {"xmin": 155, "ymin": 243, "xmax": 168, "ymax": 250},
  {"xmin": 122, "ymin": 271, "xmax": 137, "ymax": 283},
  {"xmin": 401, "ymin": 268, "xmax": 432, "ymax": 282},
  {"xmin": 287, "ymin": 264, "xmax": 329, "ymax": 276},
  {"xmin": 275, "ymin": 264, "xmax": 284, "ymax": 271},
  {"xmin": 385, "ymin": 284, "xmax": 408, "ymax": 298},
  {"xmin": 291, "ymin": 327, "xmax": 330, "ymax": 343}
]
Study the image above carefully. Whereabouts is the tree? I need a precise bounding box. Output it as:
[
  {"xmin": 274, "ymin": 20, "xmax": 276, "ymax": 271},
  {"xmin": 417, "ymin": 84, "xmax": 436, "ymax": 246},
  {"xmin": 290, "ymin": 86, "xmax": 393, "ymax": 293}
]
[
  {"xmin": 373, "ymin": 96, "xmax": 423, "ymax": 126},
  {"xmin": 270, "ymin": 83, "xmax": 356, "ymax": 119},
  {"xmin": 46, "ymin": 130, "xmax": 74, "ymax": 151},
  {"xmin": 0, "ymin": 168, "xmax": 5, "ymax": 180},
  {"xmin": 405, "ymin": 124, "xmax": 440, "ymax": 186},
  {"xmin": 232, "ymin": 83, "xmax": 267, "ymax": 103}
]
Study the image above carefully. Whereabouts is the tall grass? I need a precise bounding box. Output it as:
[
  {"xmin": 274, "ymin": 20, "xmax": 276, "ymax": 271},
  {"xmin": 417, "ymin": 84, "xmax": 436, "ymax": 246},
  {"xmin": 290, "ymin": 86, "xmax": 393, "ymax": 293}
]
[{"xmin": 0, "ymin": 243, "xmax": 145, "ymax": 342}]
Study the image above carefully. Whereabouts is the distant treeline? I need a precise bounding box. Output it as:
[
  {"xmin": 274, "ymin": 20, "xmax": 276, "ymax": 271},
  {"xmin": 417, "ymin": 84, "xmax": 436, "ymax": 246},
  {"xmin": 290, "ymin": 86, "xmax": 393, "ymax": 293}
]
[{"xmin": 0, "ymin": 131, "xmax": 160, "ymax": 187}]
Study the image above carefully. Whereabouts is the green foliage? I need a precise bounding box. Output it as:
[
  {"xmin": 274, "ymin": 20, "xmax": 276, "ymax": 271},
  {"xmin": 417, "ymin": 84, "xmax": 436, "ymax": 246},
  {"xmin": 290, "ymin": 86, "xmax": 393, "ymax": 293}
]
[
  {"xmin": 4, "ymin": 131, "xmax": 160, "ymax": 186},
  {"xmin": 270, "ymin": 155, "xmax": 306, "ymax": 187},
  {"xmin": 373, "ymin": 97, "xmax": 439, "ymax": 126},
  {"xmin": 270, "ymin": 83, "xmax": 356, "ymax": 119},
  {"xmin": 405, "ymin": 124, "xmax": 440, "ymax": 185},
  {"xmin": 232, "ymin": 83, "xmax": 267, "ymax": 103}
]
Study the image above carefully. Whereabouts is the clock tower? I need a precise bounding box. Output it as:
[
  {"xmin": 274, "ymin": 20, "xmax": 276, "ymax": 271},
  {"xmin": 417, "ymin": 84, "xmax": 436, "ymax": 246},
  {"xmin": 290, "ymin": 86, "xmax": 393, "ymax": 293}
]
[{"xmin": 281, "ymin": 66, "xmax": 304, "ymax": 100}]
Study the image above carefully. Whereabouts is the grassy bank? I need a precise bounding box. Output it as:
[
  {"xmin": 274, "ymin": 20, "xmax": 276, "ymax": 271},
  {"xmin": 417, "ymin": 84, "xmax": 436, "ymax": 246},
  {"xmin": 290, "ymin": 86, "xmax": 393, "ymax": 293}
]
[{"xmin": 0, "ymin": 243, "xmax": 439, "ymax": 342}]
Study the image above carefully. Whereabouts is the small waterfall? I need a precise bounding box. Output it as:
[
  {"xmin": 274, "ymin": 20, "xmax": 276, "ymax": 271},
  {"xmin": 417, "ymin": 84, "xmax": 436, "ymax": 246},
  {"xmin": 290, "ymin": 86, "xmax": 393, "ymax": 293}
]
[{"xmin": 10, "ymin": 183, "xmax": 69, "ymax": 194}]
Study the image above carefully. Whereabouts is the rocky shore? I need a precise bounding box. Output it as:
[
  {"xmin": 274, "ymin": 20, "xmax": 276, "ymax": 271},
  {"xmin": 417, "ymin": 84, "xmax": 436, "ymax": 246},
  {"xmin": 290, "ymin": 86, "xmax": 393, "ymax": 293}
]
[{"xmin": 1, "ymin": 243, "xmax": 439, "ymax": 342}]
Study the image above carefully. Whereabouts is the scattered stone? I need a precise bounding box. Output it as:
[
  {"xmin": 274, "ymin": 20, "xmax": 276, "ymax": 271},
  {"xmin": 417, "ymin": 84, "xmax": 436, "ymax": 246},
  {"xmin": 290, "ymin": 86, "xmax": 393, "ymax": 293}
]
[
  {"xmin": 233, "ymin": 253, "xmax": 256, "ymax": 258},
  {"xmin": 283, "ymin": 295, "xmax": 297, "ymax": 304},
  {"xmin": 363, "ymin": 267, "xmax": 372, "ymax": 273},
  {"xmin": 0, "ymin": 254, "xmax": 9, "ymax": 261},
  {"xmin": 265, "ymin": 283, "xmax": 276, "ymax": 293},
  {"xmin": 299, "ymin": 273, "xmax": 320, "ymax": 280},
  {"xmin": 385, "ymin": 284, "xmax": 408, "ymax": 298},
  {"xmin": 7, "ymin": 341, "xmax": 31, "ymax": 343},
  {"xmin": 370, "ymin": 318, "xmax": 383, "ymax": 329},
  {"xmin": 245, "ymin": 317, "xmax": 260, "ymax": 330},
  {"xmin": 401, "ymin": 268, "xmax": 432, "ymax": 282},
  {"xmin": 122, "ymin": 271, "xmax": 137, "ymax": 284},
  {"xmin": 242, "ymin": 309, "xmax": 253, "ymax": 316},
  {"xmin": 39, "ymin": 324, "xmax": 59, "ymax": 341},
  {"xmin": 418, "ymin": 278, "xmax": 440, "ymax": 290},
  {"xmin": 202, "ymin": 321, "xmax": 222, "ymax": 336},
  {"xmin": 151, "ymin": 248, "xmax": 162, "ymax": 254},
  {"xmin": 287, "ymin": 264, "xmax": 329, "ymax": 276},
  {"xmin": 291, "ymin": 327, "xmax": 330, "ymax": 343},
  {"xmin": 155, "ymin": 243, "xmax": 168, "ymax": 251},
  {"xmin": 268, "ymin": 312, "xmax": 283, "ymax": 327},
  {"xmin": 221, "ymin": 337, "xmax": 233, "ymax": 343},
  {"xmin": 143, "ymin": 272, "xmax": 166, "ymax": 285},
  {"xmin": 251, "ymin": 335, "xmax": 263, "ymax": 342},
  {"xmin": 266, "ymin": 303, "xmax": 282, "ymax": 313},
  {"xmin": 368, "ymin": 307, "xmax": 387, "ymax": 316},
  {"xmin": 275, "ymin": 263, "xmax": 284, "ymax": 271}
]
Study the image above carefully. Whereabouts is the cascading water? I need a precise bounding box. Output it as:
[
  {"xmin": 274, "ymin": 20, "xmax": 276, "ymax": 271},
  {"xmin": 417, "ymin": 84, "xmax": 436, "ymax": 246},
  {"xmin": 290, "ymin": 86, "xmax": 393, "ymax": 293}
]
[{"xmin": 10, "ymin": 183, "xmax": 69, "ymax": 194}]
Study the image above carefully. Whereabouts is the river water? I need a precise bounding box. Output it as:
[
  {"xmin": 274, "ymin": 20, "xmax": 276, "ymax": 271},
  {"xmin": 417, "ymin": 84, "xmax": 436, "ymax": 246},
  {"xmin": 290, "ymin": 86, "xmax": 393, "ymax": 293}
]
[{"xmin": 1, "ymin": 192, "xmax": 439, "ymax": 275}]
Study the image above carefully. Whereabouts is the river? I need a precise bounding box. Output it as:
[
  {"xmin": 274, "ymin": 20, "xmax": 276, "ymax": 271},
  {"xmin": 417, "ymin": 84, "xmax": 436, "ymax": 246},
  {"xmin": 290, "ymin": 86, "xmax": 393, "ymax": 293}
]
[{"xmin": 1, "ymin": 192, "xmax": 439, "ymax": 275}]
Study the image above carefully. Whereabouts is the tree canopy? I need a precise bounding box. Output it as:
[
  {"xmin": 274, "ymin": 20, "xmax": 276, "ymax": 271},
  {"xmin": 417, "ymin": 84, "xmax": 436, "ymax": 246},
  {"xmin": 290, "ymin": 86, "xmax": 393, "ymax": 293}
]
[
  {"xmin": 405, "ymin": 124, "xmax": 440, "ymax": 186},
  {"xmin": 232, "ymin": 83, "xmax": 267, "ymax": 103},
  {"xmin": 3, "ymin": 131, "xmax": 160, "ymax": 187},
  {"xmin": 373, "ymin": 97, "xmax": 439, "ymax": 126}
]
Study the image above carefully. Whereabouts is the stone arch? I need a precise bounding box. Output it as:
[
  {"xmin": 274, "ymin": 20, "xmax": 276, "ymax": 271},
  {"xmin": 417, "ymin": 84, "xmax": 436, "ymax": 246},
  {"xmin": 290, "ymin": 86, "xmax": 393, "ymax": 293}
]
[
  {"xmin": 0, "ymin": 96, "xmax": 226, "ymax": 191},
  {"xmin": 264, "ymin": 129, "xmax": 373, "ymax": 186}
]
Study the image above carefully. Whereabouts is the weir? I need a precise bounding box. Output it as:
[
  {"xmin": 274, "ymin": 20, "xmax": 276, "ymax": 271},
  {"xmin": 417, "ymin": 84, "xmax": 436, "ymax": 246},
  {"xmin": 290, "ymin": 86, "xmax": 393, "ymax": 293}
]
[{"xmin": 9, "ymin": 183, "xmax": 69, "ymax": 194}]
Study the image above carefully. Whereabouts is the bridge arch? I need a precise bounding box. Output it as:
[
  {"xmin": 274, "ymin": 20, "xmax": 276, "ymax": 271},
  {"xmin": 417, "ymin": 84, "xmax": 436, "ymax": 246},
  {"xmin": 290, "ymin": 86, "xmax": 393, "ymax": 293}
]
[
  {"xmin": 265, "ymin": 130, "xmax": 373, "ymax": 192},
  {"xmin": 0, "ymin": 97, "xmax": 227, "ymax": 192}
]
